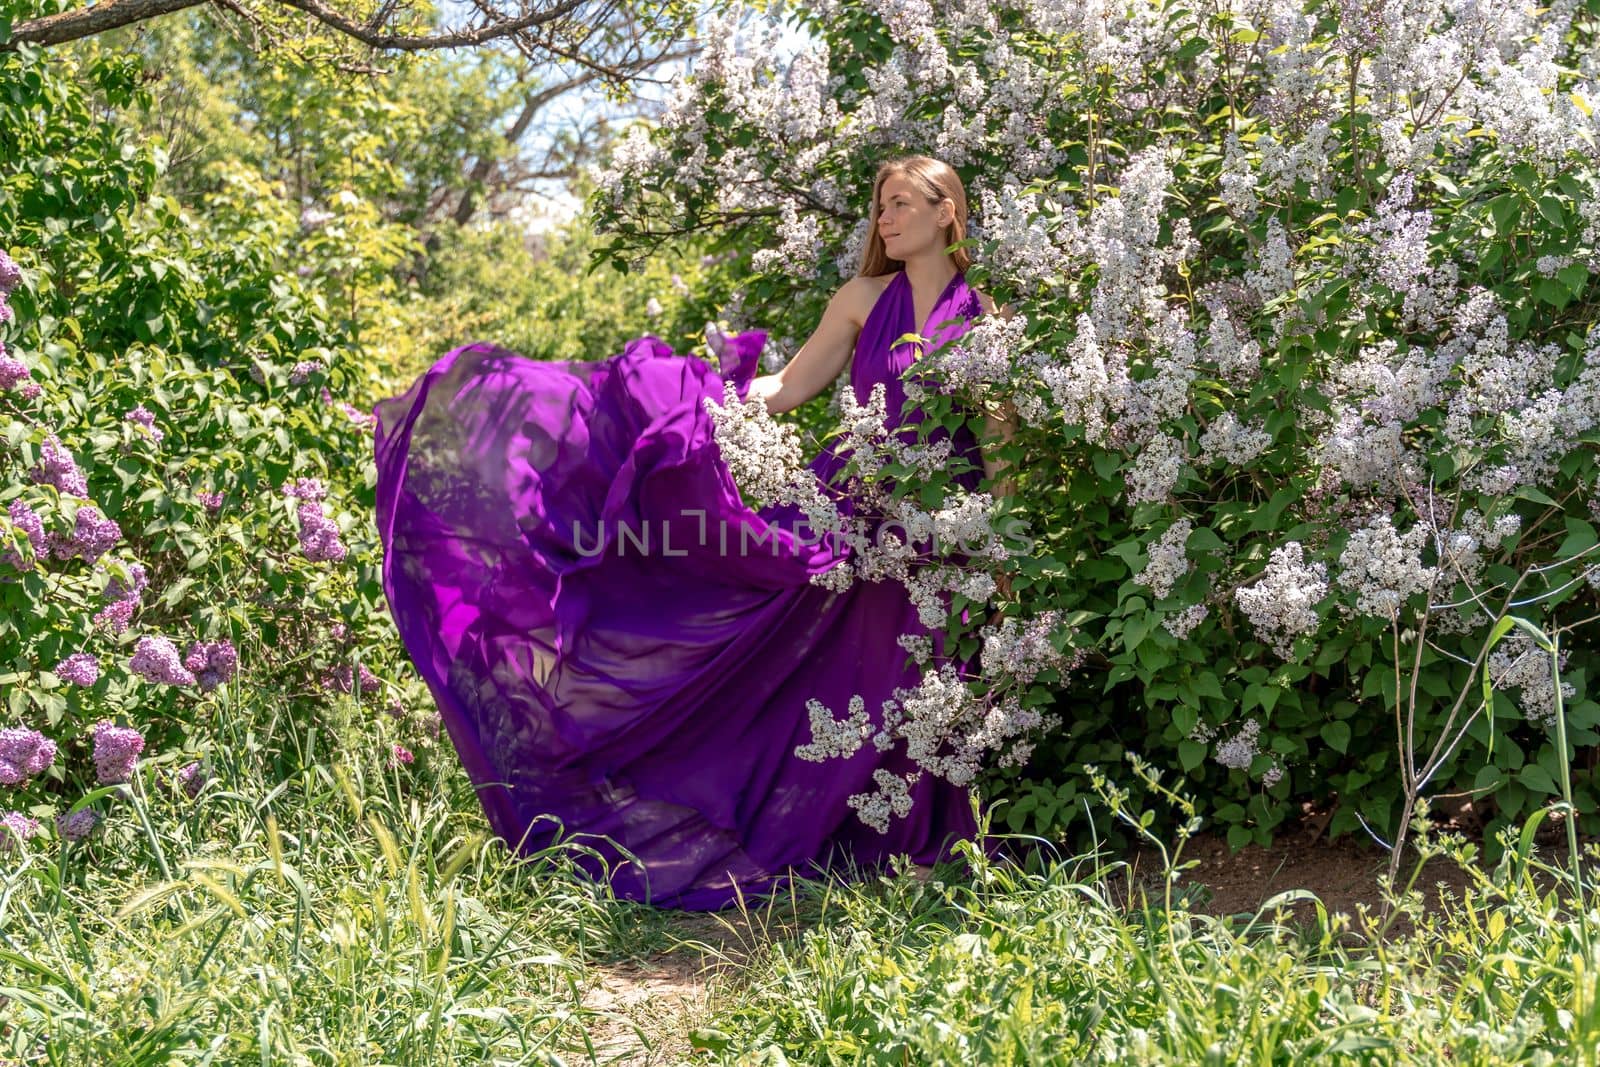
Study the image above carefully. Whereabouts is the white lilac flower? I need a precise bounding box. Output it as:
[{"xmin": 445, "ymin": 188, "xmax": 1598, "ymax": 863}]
[
  {"xmin": 1125, "ymin": 432, "xmax": 1184, "ymax": 505},
  {"xmin": 845, "ymin": 767, "xmax": 921, "ymax": 834},
  {"xmin": 1134, "ymin": 520, "xmax": 1191, "ymax": 600},
  {"xmin": 1489, "ymin": 630, "xmax": 1574, "ymax": 731},
  {"xmin": 1214, "ymin": 718, "xmax": 1262, "ymax": 771},
  {"xmin": 1243, "ymin": 216, "xmax": 1294, "ymax": 303},
  {"xmin": 1336, "ymin": 514, "xmax": 1437, "ymax": 618},
  {"xmin": 1234, "ymin": 541, "xmax": 1328, "ymax": 658},
  {"xmin": 1198, "ymin": 411, "xmax": 1272, "ymax": 466},
  {"xmin": 1162, "ymin": 603, "xmax": 1209, "ymax": 638}
]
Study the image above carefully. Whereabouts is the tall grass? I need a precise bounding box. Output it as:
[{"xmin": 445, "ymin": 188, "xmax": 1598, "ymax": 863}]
[
  {"xmin": 695, "ymin": 765, "xmax": 1600, "ymax": 1065},
  {"xmin": 5, "ymin": 677, "xmax": 1599, "ymax": 1065}
]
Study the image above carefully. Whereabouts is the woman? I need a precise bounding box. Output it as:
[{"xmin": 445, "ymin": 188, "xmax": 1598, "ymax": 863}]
[{"xmin": 372, "ymin": 155, "xmax": 1016, "ymax": 910}]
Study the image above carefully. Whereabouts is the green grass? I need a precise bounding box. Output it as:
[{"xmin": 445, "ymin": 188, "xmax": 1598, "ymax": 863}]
[{"xmin": 4, "ymin": 697, "xmax": 1600, "ymax": 1065}]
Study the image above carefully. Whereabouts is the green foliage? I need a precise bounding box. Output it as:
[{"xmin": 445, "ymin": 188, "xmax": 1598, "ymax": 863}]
[{"xmin": 588, "ymin": 0, "xmax": 1600, "ymax": 857}]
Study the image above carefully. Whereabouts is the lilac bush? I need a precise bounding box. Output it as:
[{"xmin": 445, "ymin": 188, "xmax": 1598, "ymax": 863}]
[
  {"xmin": 0, "ymin": 51, "xmax": 411, "ymax": 857},
  {"xmin": 597, "ymin": 0, "xmax": 1600, "ymax": 847}
]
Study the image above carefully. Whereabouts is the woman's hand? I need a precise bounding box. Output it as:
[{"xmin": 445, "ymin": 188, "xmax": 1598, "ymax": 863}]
[{"xmin": 747, "ymin": 374, "xmax": 785, "ymax": 415}]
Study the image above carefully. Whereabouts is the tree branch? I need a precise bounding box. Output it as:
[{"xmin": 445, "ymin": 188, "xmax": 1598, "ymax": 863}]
[{"xmin": 6, "ymin": 0, "xmax": 594, "ymax": 52}]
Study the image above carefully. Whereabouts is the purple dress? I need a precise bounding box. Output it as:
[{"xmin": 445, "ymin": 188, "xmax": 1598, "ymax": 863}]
[{"xmin": 372, "ymin": 268, "xmax": 998, "ymax": 909}]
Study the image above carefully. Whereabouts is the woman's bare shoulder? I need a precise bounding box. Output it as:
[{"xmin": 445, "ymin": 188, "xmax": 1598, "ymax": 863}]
[{"xmin": 841, "ymin": 272, "xmax": 897, "ymax": 329}]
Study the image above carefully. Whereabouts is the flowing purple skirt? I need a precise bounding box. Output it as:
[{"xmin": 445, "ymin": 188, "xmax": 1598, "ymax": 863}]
[{"xmin": 372, "ymin": 326, "xmax": 997, "ymax": 909}]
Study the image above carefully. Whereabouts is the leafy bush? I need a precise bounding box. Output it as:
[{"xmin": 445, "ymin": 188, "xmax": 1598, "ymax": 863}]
[{"xmin": 589, "ymin": 0, "xmax": 1600, "ymax": 851}]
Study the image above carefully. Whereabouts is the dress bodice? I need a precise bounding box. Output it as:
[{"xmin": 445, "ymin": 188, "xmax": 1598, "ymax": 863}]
[{"xmin": 850, "ymin": 268, "xmax": 983, "ymax": 426}]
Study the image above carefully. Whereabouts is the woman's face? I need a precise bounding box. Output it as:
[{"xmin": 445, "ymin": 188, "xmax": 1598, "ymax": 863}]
[{"xmin": 876, "ymin": 173, "xmax": 948, "ymax": 259}]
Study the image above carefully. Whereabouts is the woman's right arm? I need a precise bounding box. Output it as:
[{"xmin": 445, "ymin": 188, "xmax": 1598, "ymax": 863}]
[{"xmin": 748, "ymin": 279, "xmax": 865, "ymax": 416}]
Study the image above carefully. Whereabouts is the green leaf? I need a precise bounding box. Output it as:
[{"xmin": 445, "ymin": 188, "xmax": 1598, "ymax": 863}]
[
  {"xmin": 1519, "ymin": 763, "xmax": 1559, "ymax": 794},
  {"xmin": 1319, "ymin": 721, "xmax": 1351, "ymax": 754}
]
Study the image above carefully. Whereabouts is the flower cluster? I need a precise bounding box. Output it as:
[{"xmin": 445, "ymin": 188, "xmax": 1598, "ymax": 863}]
[
  {"xmin": 0, "ymin": 726, "xmax": 56, "ymax": 785},
  {"xmin": 2, "ymin": 499, "xmax": 45, "ymax": 571},
  {"xmin": 183, "ymin": 640, "xmax": 239, "ymax": 693},
  {"xmin": 1134, "ymin": 520, "xmax": 1191, "ymax": 600},
  {"xmin": 289, "ymin": 359, "xmax": 325, "ymax": 384},
  {"xmin": 56, "ymin": 807, "xmax": 99, "ymax": 843},
  {"xmin": 794, "ymin": 694, "xmax": 873, "ymax": 761},
  {"xmin": 703, "ymin": 379, "xmax": 812, "ymax": 508},
  {"xmin": 0, "ymin": 350, "xmax": 31, "ymax": 394},
  {"xmin": 53, "ymin": 652, "xmax": 100, "ymax": 686},
  {"xmin": 979, "ymin": 610, "xmax": 1081, "ymax": 691},
  {"xmin": 296, "ymin": 501, "xmax": 346, "ymax": 562},
  {"xmin": 0, "ymin": 810, "xmax": 40, "ymax": 852},
  {"xmin": 124, "ymin": 405, "xmax": 164, "ymax": 443},
  {"xmin": 48, "ymin": 505, "xmax": 120, "ymax": 564},
  {"xmin": 1489, "ymin": 630, "xmax": 1574, "ymax": 731},
  {"xmin": 92, "ymin": 720, "xmax": 145, "ymax": 785},
  {"xmin": 129, "ymin": 635, "xmax": 196, "ymax": 686},
  {"xmin": 1235, "ymin": 542, "xmax": 1328, "ymax": 658},
  {"xmin": 281, "ymin": 477, "xmax": 327, "ymax": 501},
  {"xmin": 177, "ymin": 759, "xmax": 209, "ymax": 797},
  {"xmin": 94, "ymin": 560, "xmax": 148, "ymax": 635},
  {"xmin": 323, "ymin": 662, "xmax": 381, "ymax": 696},
  {"xmin": 1336, "ymin": 515, "xmax": 1437, "ymax": 619},
  {"xmin": 844, "ymin": 767, "xmax": 920, "ymax": 834},
  {"xmin": 29, "ymin": 434, "xmax": 88, "ymax": 497}
]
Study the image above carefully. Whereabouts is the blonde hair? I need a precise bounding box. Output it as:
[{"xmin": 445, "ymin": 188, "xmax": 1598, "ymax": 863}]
[{"xmin": 858, "ymin": 155, "xmax": 973, "ymax": 278}]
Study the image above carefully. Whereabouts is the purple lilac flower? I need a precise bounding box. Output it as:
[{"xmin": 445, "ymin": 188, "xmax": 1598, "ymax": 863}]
[
  {"xmin": 124, "ymin": 406, "xmax": 164, "ymax": 443},
  {"xmin": 383, "ymin": 698, "xmax": 404, "ymax": 719},
  {"xmin": 2, "ymin": 499, "xmax": 46, "ymax": 571},
  {"xmin": 17, "ymin": 381, "xmax": 40, "ymax": 400},
  {"xmin": 48, "ymin": 506, "xmax": 120, "ymax": 564},
  {"xmin": 289, "ymin": 360, "xmax": 324, "ymax": 385},
  {"xmin": 197, "ymin": 490, "xmax": 224, "ymax": 512},
  {"xmin": 338, "ymin": 402, "xmax": 376, "ymax": 430},
  {"xmin": 28, "ymin": 434, "xmax": 87, "ymax": 497},
  {"xmin": 388, "ymin": 744, "xmax": 414, "ymax": 768},
  {"xmin": 320, "ymin": 386, "xmax": 333, "ymax": 406},
  {"xmin": 93, "ymin": 598, "xmax": 136, "ymax": 635},
  {"xmin": 92, "ymin": 720, "xmax": 145, "ymax": 784},
  {"xmin": 0, "ymin": 353, "xmax": 29, "ymax": 391},
  {"xmin": 128, "ymin": 635, "xmax": 196, "ymax": 686},
  {"xmin": 0, "ymin": 297, "xmax": 12, "ymax": 325},
  {"xmin": 0, "ymin": 249, "xmax": 20, "ymax": 293},
  {"xmin": 105, "ymin": 561, "xmax": 148, "ymax": 603},
  {"xmin": 281, "ymin": 477, "xmax": 327, "ymax": 502},
  {"xmin": 54, "ymin": 652, "xmax": 99, "ymax": 687},
  {"xmin": 0, "ymin": 811, "xmax": 40, "ymax": 851},
  {"xmin": 297, "ymin": 502, "xmax": 346, "ymax": 562},
  {"xmin": 182, "ymin": 640, "xmax": 238, "ymax": 693},
  {"xmin": 56, "ymin": 807, "xmax": 99, "ymax": 843},
  {"xmin": 177, "ymin": 759, "xmax": 209, "ymax": 798},
  {"xmin": 328, "ymin": 622, "xmax": 347, "ymax": 642},
  {"xmin": 0, "ymin": 726, "xmax": 57, "ymax": 786},
  {"xmin": 324, "ymin": 662, "xmax": 380, "ymax": 695}
]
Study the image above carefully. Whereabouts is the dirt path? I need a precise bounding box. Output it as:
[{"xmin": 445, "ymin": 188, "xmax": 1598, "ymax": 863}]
[{"xmin": 577, "ymin": 909, "xmax": 787, "ymax": 1065}]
